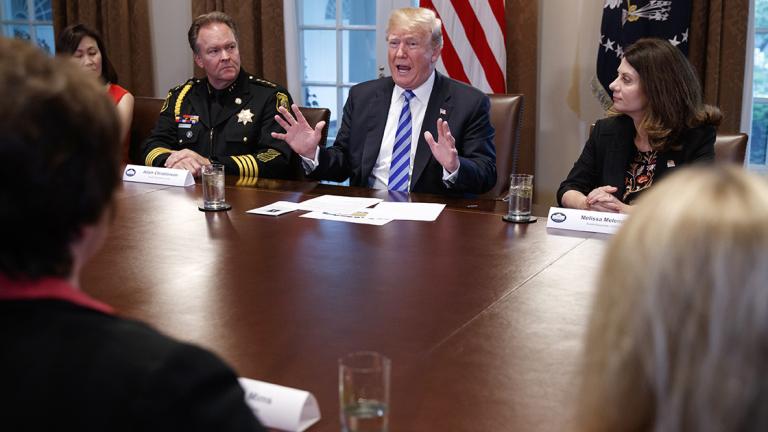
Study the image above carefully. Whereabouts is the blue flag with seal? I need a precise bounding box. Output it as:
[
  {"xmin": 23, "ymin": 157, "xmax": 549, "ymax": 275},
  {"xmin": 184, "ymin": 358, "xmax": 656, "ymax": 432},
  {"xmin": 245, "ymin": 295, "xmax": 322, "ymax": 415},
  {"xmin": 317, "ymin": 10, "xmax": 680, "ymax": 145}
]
[{"xmin": 593, "ymin": 0, "xmax": 692, "ymax": 109}]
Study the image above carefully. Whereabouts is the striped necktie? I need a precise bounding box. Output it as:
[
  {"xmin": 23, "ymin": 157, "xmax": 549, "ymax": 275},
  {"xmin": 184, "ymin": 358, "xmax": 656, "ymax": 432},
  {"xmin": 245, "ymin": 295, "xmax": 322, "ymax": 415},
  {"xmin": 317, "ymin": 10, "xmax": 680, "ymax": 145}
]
[{"xmin": 388, "ymin": 90, "xmax": 415, "ymax": 191}]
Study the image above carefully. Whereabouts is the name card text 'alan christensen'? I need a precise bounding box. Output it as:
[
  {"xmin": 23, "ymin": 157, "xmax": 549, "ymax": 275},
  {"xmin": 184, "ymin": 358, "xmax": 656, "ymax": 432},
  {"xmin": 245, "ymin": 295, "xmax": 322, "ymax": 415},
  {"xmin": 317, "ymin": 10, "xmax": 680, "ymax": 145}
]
[{"xmin": 121, "ymin": 164, "xmax": 194, "ymax": 187}]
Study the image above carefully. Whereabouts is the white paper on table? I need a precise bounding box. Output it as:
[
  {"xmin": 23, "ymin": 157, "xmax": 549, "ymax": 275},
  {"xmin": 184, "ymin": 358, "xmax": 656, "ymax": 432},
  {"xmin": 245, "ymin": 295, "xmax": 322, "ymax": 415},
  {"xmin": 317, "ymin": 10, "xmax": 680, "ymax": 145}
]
[
  {"xmin": 301, "ymin": 210, "xmax": 392, "ymax": 225},
  {"xmin": 367, "ymin": 202, "xmax": 446, "ymax": 221},
  {"xmin": 295, "ymin": 195, "xmax": 382, "ymax": 213},
  {"xmin": 238, "ymin": 377, "xmax": 321, "ymax": 432},
  {"xmin": 122, "ymin": 164, "xmax": 194, "ymax": 187},
  {"xmin": 246, "ymin": 201, "xmax": 300, "ymax": 216}
]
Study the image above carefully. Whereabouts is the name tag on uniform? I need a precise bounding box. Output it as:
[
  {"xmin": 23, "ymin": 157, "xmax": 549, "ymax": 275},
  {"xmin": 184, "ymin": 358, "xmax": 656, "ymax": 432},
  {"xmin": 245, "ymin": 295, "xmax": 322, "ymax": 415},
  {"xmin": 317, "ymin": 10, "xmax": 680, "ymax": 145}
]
[{"xmin": 178, "ymin": 123, "xmax": 192, "ymax": 129}]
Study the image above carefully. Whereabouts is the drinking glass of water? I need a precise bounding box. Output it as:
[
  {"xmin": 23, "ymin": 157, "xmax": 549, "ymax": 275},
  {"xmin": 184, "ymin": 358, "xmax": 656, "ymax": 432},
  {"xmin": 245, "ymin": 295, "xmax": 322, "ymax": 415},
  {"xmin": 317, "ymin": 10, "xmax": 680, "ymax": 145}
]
[
  {"xmin": 503, "ymin": 174, "xmax": 534, "ymax": 223},
  {"xmin": 339, "ymin": 351, "xmax": 390, "ymax": 432},
  {"xmin": 199, "ymin": 163, "xmax": 231, "ymax": 211}
]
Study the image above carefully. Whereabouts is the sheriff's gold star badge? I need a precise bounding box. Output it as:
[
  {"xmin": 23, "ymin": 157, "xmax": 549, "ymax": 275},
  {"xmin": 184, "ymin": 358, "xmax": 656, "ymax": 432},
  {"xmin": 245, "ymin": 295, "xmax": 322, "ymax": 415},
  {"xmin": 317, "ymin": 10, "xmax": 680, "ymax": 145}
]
[{"xmin": 237, "ymin": 109, "xmax": 254, "ymax": 125}]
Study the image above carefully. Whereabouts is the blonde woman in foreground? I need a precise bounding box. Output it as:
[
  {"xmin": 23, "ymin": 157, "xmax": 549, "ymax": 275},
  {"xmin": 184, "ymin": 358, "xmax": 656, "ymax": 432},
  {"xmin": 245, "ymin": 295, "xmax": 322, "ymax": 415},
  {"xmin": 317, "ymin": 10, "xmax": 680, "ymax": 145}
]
[{"xmin": 575, "ymin": 165, "xmax": 768, "ymax": 432}]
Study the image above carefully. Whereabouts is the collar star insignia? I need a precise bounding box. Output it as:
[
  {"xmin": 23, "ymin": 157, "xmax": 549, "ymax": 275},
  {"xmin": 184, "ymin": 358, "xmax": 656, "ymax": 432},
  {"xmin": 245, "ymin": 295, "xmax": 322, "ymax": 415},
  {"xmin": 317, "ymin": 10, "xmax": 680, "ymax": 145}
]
[{"xmin": 237, "ymin": 108, "xmax": 254, "ymax": 125}]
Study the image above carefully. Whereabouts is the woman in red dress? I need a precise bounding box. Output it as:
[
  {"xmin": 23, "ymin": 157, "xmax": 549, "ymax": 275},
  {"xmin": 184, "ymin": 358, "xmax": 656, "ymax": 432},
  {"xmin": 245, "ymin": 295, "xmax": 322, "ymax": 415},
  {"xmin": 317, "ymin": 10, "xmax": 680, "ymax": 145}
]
[{"xmin": 57, "ymin": 24, "xmax": 135, "ymax": 163}]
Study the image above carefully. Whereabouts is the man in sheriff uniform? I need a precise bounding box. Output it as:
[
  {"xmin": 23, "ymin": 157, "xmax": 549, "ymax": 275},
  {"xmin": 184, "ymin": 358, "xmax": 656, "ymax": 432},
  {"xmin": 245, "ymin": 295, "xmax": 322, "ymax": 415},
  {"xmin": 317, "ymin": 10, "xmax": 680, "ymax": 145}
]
[{"xmin": 142, "ymin": 11, "xmax": 293, "ymax": 180}]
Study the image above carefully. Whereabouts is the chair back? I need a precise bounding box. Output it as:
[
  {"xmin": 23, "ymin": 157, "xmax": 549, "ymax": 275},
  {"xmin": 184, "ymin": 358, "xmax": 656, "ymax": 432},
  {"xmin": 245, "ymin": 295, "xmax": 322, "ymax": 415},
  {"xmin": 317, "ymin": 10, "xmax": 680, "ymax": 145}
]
[
  {"xmin": 291, "ymin": 106, "xmax": 331, "ymax": 179},
  {"xmin": 483, "ymin": 94, "xmax": 524, "ymax": 198},
  {"xmin": 587, "ymin": 124, "xmax": 747, "ymax": 166},
  {"xmin": 298, "ymin": 106, "xmax": 331, "ymax": 148},
  {"xmin": 129, "ymin": 97, "xmax": 165, "ymax": 164},
  {"xmin": 714, "ymin": 132, "xmax": 748, "ymax": 164}
]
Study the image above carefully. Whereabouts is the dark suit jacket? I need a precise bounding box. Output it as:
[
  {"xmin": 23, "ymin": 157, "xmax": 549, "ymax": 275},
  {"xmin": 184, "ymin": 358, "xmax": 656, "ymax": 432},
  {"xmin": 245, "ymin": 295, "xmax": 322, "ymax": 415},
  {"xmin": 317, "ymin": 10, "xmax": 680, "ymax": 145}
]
[
  {"xmin": 557, "ymin": 115, "xmax": 716, "ymax": 205},
  {"xmin": 311, "ymin": 72, "xmax": 497, "ymax": 195},
  {"xmin": 0, "ymin": 298, "xmax": 264, "ymax": 432}
]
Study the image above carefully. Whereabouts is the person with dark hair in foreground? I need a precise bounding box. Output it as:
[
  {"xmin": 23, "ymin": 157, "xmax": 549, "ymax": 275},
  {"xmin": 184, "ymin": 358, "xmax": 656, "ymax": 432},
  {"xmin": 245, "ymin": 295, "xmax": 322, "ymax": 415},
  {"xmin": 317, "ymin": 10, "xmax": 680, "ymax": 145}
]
[
  {"xmin": 558, "ymin": 38, "xmax": 722, "ymax": 213},
  {"xmin": 0, "ymin": 37, "xmax": 264, "ymax": 431},
  {"xmin": 575, "ymin": 166, "xmax": 768, "ymax": 432},
  {"xmin": 56, "ymin": 23, "xmax": 135, "ymax": 163}
]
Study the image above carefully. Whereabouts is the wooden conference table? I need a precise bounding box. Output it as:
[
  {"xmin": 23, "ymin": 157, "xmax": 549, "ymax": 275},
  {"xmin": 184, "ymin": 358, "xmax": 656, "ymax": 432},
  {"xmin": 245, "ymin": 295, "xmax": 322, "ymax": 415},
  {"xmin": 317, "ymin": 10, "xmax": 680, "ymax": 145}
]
[{"xmin": 82, "ymin": 177, "xmax": 609, "ymax": 431}]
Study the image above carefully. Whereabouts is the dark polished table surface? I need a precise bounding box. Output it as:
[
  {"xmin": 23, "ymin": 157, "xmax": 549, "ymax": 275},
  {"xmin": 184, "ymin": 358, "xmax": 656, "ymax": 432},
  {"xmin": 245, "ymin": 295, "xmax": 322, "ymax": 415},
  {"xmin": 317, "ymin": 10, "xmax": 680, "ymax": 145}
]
[{"xmin": 82, "ymin": 177, "xmax": 608, "ymax": 431}]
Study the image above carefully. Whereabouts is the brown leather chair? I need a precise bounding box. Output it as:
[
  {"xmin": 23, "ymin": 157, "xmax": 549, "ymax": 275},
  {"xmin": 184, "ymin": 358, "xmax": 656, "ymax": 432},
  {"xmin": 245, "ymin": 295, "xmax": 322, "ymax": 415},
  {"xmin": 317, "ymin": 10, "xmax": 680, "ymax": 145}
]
[
  {"xmin": 715, "ymin": 132, "xmax": 748, "ymax": 164},
  {"xmin": 587, "ymin": 124, "xmax": 748, "ymax": 166},
  {"xmin": 129, "ymin": 96, "xmax": 165, "ymax": 164},
  {"xmin": 482, "ymin": 94, "xmax": 524, "ymax": 199},
  {"xmin": 288, "ymin": 106, "xmax": 331, "ymax": 180},
  {"xmin": 298, "ymin": 106, "xmax": 331, "ymax": 148}
]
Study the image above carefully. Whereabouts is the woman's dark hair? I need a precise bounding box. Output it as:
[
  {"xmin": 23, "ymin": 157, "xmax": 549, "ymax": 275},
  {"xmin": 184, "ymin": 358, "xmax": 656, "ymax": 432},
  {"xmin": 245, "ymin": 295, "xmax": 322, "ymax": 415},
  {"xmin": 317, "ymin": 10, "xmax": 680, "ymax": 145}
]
[
  {"xmin": 0, "ymin": 37, "xmax": 121, "ymax": 280},
  {"xmin": 56, "ymin": 23, "xmax": 119, "ymax": 84},
  {"xmin": 622, "ymin": 38, "xmax": 722, "ymax": 151}
]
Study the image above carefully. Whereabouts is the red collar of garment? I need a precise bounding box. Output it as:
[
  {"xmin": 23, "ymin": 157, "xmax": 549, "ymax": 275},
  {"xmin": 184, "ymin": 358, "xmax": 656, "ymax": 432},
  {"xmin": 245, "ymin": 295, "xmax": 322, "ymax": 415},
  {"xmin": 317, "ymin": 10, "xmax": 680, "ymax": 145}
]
[{"xmin": 0, "ymin": 274, "xmax": 114, "ymax": 315}]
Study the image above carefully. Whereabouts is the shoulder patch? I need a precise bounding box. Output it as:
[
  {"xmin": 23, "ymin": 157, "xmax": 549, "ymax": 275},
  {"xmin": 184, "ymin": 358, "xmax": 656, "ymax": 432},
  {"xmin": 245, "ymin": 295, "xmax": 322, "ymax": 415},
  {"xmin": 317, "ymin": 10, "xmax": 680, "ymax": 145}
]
[
  {"xmin": 256, "ymin": 148, "xmax": 282, "ymax": 163},
  {"xmin": 276, "ymin": 92, "xmax": 290, "ymax": 111},
  {"xmin": 160, "ymin": 90, "xmax": 172, "ymax": 112},
  {"xmin": 163, "ymin": 78, "xmax": 197, "ymax": 113}
]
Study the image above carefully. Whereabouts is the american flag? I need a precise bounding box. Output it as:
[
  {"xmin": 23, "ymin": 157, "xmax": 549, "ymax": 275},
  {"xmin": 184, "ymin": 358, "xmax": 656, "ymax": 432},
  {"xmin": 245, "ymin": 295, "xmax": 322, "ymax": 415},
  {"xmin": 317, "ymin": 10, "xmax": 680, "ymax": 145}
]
[{"xmin": 420, "ymin": 0, "xmax": 507, "ymax": 94}]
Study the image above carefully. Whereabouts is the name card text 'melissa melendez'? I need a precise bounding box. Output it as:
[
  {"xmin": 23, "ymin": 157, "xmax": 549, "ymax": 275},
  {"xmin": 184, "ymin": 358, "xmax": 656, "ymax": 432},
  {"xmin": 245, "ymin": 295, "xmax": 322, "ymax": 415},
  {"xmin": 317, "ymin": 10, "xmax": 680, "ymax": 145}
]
[{"xmin": 546, "ymin": 207, "xmax": 628, "ymax": 234}]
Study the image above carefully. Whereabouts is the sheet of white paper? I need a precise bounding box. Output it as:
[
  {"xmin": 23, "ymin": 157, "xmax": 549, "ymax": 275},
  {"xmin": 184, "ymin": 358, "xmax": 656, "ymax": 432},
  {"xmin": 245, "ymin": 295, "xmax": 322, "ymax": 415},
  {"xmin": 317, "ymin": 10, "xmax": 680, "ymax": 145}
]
[
  {"xmin": 238, "ymin": 377, "xmax": 321, "ymax": 432},
  {"xmin": 295, "ymin": 195, "xmax": 382, "ymax": 213},
  {"xmin": 367, "ymin": 202, "xmax": 446, "ymax": 221},
  {"xmin": 301, "ymin": 210, "xmax": 392, "ymax": 225},
  {"xmin": 246, "ymin": 201, "xmax": 300, "ymax": 216}
]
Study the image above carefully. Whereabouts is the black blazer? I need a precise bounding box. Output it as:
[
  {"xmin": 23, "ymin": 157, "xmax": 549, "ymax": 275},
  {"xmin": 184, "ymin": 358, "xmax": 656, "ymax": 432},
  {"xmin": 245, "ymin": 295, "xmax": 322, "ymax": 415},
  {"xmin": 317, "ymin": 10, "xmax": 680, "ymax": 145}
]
[
  {"xmin": 557, "ymin": 115, "xmax": 716, "ymax": 205},
  {"xmin": 0, "ymin": 299, "xmax": 264, "ymax": 432},
  {"xmin": 311, "ymin": 71, "xmax": 497, "ymax": 195}
]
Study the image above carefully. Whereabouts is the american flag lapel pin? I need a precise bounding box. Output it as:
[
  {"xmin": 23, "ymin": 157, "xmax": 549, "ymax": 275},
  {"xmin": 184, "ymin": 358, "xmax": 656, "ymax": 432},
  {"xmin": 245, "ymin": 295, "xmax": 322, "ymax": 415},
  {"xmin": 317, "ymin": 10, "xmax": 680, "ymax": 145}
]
[
  {"xmin": 667, "ymin": 160, "xmax": 676, "ymax": 168},
  {"xmin": 439, "ymin": 108, "xmax": 447, "ymax": 115}
]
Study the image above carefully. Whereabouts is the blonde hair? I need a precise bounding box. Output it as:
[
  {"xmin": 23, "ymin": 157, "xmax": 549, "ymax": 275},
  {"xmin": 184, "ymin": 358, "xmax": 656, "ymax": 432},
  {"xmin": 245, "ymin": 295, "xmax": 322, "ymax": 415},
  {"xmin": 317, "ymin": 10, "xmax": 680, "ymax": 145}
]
[
  {"xmin": 575, "ymin": 166, "xmax": 768, "ymax": 432},
  {"xmin": 386, "ymin": 7, "xmax": 443, "ymax": 49}
]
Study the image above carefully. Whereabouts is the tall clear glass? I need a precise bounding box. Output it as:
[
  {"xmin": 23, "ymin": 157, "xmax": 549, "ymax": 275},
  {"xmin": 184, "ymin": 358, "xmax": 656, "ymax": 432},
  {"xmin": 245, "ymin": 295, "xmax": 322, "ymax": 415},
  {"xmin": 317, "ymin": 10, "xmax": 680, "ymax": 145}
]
[{"xmin": 339, "ymin": 351, "xmax": 390, "ymax": 432}]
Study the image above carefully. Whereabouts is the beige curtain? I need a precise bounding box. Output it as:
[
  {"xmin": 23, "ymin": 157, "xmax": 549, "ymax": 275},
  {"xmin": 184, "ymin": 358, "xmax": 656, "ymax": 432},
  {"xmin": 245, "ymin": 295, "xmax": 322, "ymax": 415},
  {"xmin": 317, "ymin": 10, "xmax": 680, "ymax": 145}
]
[
  {"xmin": 191, "ymin": 0, "xmax": 287, "ymax": 86},
  {"xmin": 689, "ymin": 0, "xmax": 749, "ymax": 133},
  {"xmin": 506, "ymin": 1, "xmax": 538, "ymax": 177},
  {"xmin": 52, "ymin": 0, "xmax": 154, "ymax": 97}
]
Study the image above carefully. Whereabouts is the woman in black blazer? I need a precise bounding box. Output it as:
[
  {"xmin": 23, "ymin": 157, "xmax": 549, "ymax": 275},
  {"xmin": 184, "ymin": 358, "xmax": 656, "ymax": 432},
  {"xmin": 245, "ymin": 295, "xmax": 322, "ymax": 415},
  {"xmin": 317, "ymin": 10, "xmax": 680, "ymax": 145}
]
[{"xmin": 558, "ymin": 38, "xmax": 722, "ymax": 213}]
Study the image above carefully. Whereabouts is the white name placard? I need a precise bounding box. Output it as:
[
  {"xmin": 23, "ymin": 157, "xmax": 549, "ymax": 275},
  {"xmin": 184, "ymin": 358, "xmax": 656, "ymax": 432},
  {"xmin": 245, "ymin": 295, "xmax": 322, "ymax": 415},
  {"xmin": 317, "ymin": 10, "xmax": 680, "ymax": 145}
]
[
  {"xmin": 122, "ymin": 164, "xmax": 194, "ymax": 187},
  {"xmin": 238, "ymin": 377, "xmax": 321, "ymax": 432},
  {"xmin": 545, "ymin": 207, "xmax": 627, "ymax": 234}
]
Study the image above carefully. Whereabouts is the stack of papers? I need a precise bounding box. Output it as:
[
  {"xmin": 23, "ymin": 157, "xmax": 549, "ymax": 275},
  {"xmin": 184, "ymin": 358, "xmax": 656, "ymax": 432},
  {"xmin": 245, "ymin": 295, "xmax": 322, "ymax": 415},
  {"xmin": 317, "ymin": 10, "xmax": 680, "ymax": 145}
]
[{"xmin": 247, "ymin": 195, "xmax": 446, "ymax": 225}]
